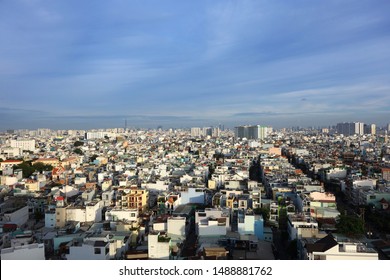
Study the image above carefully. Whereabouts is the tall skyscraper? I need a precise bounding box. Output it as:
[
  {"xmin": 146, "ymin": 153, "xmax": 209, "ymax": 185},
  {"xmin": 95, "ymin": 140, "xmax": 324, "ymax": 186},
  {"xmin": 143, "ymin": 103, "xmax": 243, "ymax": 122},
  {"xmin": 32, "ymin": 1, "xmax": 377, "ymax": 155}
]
[
  {"xmin": 336, "ymin": 122, "xmax": 364, "ymax": 136},
  {"xmin": 355, "ymin": 122, "xmax": 364, "ymax": 135},
  {"xmin": 370, "ymin": 124, "xmax": 376, "ymax": 135},
  {"xmin": 234, "ymin": 125, "xmax": 272, "ymax": 140}
]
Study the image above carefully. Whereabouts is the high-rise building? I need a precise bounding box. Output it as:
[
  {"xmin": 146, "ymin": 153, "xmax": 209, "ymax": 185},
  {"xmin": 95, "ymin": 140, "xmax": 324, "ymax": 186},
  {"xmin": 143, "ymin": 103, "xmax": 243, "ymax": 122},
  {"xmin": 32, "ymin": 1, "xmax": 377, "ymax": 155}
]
[
  {"xmin": 212, "ymin": 127, "xmax": 220, "ymax": 137},
  {"xmin": 365, "ymin": 124, "xmax": 376, "ymax": 135},
  {"xmin": 234, "ymin": 125, "xmax": 272, "ymax": 140},
  {"xmin": 371, "ymin": 124, "xmax": 376, "ymax": 135},
  {"xmin": 190, "ymin": 127, "xmax": 202, "ymax": 137},
  {"xmin": 202, "ymin": 127, "xmax": 212, "ymax": 137},
  {"xmin": 336, "ymin": 122, "xmax": 364, "ymax": 136},
  {"xmin": 355, "ymin": 122, "xmax": 364, "ymax": 135}
]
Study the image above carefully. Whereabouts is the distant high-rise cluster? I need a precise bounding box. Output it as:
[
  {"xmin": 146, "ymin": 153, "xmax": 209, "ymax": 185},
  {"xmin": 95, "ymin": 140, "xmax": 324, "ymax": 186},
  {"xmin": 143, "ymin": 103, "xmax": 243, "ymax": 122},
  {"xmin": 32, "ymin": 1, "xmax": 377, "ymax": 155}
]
[
  {"xmin": 190, "ymin": 127, "xmax": 220, "ymax": 137},
  {"xmin": 336, "ymin": 122, "xmax": 376, "ymax": 136},
  {"xmin": 234, "ymin": 125, "xmax": 272, "ymax": 140}
]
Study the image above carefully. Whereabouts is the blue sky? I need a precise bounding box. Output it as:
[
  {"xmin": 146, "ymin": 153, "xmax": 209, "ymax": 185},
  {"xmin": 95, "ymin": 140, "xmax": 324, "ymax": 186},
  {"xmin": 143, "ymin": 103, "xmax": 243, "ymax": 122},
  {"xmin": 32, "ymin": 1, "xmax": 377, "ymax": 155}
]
[{"xmin": 1, "ymin": 0, "xmax": 390, "ymax": 130}]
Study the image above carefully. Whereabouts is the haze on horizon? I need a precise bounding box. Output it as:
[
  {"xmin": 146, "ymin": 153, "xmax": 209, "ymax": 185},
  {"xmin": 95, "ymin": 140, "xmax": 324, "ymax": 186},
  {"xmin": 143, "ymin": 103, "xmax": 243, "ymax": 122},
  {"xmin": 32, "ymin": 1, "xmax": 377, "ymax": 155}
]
[{"xmin": 1, "ymin": 0, "xmax": 390, "ymax": 131}]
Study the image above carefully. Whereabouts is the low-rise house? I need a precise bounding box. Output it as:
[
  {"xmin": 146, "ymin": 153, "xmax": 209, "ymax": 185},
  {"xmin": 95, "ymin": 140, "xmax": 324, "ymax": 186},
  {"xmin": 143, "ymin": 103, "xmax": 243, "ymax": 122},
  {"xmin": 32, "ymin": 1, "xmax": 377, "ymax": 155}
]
[
  {"xmin": 65, "ymin": 239, "xmax": 110, "ymax": 260},
  {"xmin": 196, "ymin": 208, "xmax": 230, "ymax": 237},
  {"xmin": 287, "ymin": 214, "xmax": 323, "ymax": 241},
  {"xmin": 237, "ymin": 209, "xmax": 264, "ymax": 240},
  {"xmin": 148, "ymin": 231, "xmax": 171, "ymax": 259},
  {"xmin": 305, "ymin": 234, "xmax": 378, "ymax": 260}
]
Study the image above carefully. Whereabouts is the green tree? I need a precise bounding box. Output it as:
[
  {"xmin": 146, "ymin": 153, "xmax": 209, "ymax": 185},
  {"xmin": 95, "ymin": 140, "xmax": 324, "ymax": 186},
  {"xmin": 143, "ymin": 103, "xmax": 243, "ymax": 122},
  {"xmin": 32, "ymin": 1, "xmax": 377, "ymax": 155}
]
[
  {"xmin": 336, "ymin": 215, "xmax": 365, "ymax": 237},
  {"xmin": 278, "ymin": 207, "xmax": 288, "ymax": 231},
  {"xmin": 33, "ymin": 162, "xmax": 53, "ymax": 173},
  {"xmin": 287, "ymin": 239, "xmax": 298, "ymax": 259},
  {"xmin": 90, "ymin": 154, "xmax": 98, "ymax": 162},
  {"xmin": 73, "ymin": 148, "xmax": 83, "ymax": 155},
  {"xmin": 253, "ymin": 207, "xmax": 270, "ymax": 222},
  {"xmin": 14, "ymin": 161, "xmax": 35, "ymax": 178},
  {"xmin": 73, "ymin": 140, "xmax": 84, "ymax": 147}
]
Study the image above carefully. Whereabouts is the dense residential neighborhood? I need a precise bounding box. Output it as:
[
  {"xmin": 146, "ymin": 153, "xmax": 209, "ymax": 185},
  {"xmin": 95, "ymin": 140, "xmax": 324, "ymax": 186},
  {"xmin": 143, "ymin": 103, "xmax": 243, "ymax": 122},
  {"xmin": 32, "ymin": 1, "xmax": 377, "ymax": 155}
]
[{"xmin": 1, "ymin": 125, "xmax": 390, "ymax": 260}]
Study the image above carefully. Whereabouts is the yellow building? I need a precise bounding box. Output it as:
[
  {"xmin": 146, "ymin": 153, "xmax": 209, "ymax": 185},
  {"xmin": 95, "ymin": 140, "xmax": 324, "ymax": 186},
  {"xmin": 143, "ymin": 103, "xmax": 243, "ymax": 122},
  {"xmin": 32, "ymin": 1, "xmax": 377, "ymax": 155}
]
[{"xmin": 125, "ymin": 188, "xmax": 149, "ymax": 211}]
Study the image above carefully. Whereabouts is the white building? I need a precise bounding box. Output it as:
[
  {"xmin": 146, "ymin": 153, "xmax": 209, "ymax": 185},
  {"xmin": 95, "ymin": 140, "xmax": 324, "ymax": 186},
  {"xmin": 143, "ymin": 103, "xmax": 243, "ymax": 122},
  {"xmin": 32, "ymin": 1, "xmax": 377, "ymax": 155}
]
[
  {"xmin": 179, "ymin": 188, "xmax": 205, "ymax": 205},
  {"xmin": 306, "ymin": 234, "xmax": 378, "ymax": 260},
  {"xmin": 196, "ymin": 208, "xmax": 231, "ymax": 237},
  {"xmin": 167, "ymin": 216, "xmax": 187, "ymax": 239},
  {"xmin": 102, "ymin": 190, "xmax": 115, "ymax": 207},
  {"xmin": 82, "ymin": 189, "xmax": 95, "ymax": 201},
  {"xmin": 1, "ymin": 243, "xmax": 45, "ymax": 260},
  {"xmin": 85, "ymin": 131, "xmax": 115, "ymax": 140},
  {"xmin": 86, "ymin": 201, "xmax": 103, "ymax": 222},
  {"xmin": 0, "ymin": 147, "xmax": 21, "ymax": 158},
  {"xmin": 65, "ymin": 201, "xmax": 103, "ymax": 224},
  {"xmin": 10, "ymin": 139, "xmax": 35, "ymax": 152},
  {"xmin": 1, "ymin": 175, "xmax": 18, "ymax": 186},
  {"xmin": 105, "ymin": 208, "xmax": 138, "ymax": 223},
  {"xmin": 287, "ymin": 214, "xmax": 320, "ymax": 240},
  {"xmin": 148, "ymin": 231, "xmax": 171, "ymax": 259},
  {"xmin": 237, "ymin": 209, "xmax": 264, "ymax": 236},
  {"xmin": 65, "ymin": 240, "xmax": 110, "ymax": 260},
  {"xmin": 324, "ymin": 167, "xmax": 347, "ymax": 180}
]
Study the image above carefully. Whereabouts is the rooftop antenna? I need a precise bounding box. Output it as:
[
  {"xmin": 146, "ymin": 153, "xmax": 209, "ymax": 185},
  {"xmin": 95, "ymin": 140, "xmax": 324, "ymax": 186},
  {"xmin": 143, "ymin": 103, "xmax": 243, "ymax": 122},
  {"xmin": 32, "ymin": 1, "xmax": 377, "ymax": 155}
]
[{"xmin": 125, "ymin": 119, "xmax": 127, "ymax": 132}]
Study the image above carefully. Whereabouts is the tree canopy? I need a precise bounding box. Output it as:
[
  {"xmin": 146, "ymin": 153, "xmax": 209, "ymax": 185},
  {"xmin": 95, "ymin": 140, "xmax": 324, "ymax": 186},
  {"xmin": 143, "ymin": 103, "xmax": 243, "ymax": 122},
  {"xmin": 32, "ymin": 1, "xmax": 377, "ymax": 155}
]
[
  {"xmin": 13, "ymin": 161, "xmax": 53, "ymax": 178},
  {"xmin": 73, "ymin": 140, "xmax": 84, "ymax": 147},
  {"xmin": 336, "ymin": 215, "xmax": 365, "ymax": 237},
  {"xmin": 73, "ymin": 148, "xmax": 83, "ymax": 155},
  {"xmin": 253, "ymin": 207, "xmax": 270, "ymax": 222}
]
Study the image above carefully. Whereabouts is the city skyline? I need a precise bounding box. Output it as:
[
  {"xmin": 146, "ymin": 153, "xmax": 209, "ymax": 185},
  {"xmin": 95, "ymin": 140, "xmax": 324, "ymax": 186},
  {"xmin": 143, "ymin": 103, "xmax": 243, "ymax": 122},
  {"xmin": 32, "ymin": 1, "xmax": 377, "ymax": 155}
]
[{"xmin": 1, "ymin": 0, "xmax": 390, "ymax": 130}]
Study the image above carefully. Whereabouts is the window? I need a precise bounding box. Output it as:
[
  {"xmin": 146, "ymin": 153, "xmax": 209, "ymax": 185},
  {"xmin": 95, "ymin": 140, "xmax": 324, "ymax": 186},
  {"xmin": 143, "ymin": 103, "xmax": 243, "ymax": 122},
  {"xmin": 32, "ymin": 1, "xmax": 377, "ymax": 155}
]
[
  {"xmin": 94, "ymin": 248, "xmax": 101, "ymax": 254},
  {"xmin": 131, "ymin": 213, "xmax": 136, "ymax": 217}
]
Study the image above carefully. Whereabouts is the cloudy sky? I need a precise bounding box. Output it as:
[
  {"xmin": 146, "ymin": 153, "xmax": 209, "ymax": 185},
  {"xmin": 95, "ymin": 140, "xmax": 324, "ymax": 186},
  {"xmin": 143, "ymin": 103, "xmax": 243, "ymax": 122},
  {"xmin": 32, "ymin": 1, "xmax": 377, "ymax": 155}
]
[{"xmin": 1, "ymin": 0, "xmax": 389, "ymax": 130}]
